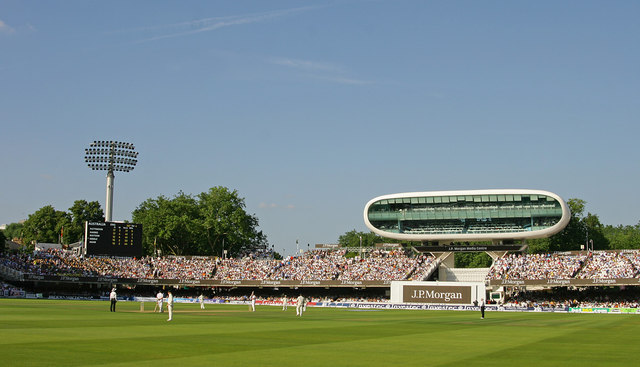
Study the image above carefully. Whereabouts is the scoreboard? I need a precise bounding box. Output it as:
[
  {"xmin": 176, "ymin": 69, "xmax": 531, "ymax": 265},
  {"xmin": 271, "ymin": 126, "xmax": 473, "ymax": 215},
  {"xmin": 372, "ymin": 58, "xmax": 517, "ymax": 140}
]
[{"xmin": 84, "ymin": 221, "xmax": 143, "ymax": 257}]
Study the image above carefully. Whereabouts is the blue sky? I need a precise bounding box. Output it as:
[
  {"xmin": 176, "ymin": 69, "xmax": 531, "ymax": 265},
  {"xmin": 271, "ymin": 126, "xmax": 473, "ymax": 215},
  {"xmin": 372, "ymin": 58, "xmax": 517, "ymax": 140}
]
[{"xmin": 1, "ymin": 0, "xmax": 638, "ymax": 255}]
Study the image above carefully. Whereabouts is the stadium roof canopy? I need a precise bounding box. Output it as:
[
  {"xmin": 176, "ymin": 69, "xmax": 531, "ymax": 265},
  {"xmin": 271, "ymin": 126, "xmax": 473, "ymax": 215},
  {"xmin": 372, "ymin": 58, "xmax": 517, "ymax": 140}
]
[{"xmin": 364, "ymin": 189, "xmax": 570, "ymax": 242}]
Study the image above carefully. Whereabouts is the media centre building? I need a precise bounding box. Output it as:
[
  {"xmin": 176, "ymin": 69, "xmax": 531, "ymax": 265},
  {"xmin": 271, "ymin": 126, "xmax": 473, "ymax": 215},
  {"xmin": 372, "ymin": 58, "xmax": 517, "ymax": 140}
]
[{"xmin": 364, "ymin": 189, "xmax": 571, "ymax": 244}]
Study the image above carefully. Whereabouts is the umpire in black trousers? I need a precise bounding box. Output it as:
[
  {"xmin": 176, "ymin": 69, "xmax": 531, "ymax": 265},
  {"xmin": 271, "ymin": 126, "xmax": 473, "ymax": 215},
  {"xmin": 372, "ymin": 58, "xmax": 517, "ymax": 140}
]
[{"xmin": 109, "ymin": 288, "xmax": 117, "ymax": 312}]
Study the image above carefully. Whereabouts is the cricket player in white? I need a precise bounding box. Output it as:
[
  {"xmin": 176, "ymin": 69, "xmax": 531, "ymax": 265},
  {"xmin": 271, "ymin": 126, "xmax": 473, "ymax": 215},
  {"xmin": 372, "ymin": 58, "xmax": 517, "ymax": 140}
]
[
  {"xmin": 250, "ymin": 292, "xmax": 256, "ymax": 312},
  {"xmin": 282, "ymin": 295, "xmax": 288, "ymax": 311},
  {"xmin": 296, "ymin": 295, "xmax": 305, "ymax": 317},
  {"xmin": 155, "ymin": 291, "xmax": 164, "ymax": 312},
  {"xmin": 199, "ymin": 294, "xmax": 205, "ymax": 310},
  {"xmin": 166, "ymin": 291, "xmax": 174, "ymax": 321}
]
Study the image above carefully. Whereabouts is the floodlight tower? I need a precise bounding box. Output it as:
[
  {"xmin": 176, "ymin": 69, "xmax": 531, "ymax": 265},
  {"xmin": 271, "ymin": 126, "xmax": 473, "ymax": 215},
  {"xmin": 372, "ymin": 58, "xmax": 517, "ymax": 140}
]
[{"xmin": 84, "ymin": 141, "xmax": 138, "ymax": 222}]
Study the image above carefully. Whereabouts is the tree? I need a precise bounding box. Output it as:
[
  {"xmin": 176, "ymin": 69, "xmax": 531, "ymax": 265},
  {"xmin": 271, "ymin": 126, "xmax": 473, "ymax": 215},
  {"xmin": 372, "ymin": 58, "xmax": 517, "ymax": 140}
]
[
  {"xmin": 2, "ymin": 222, "xmax": 24, "ymax": 243},
  {"xmin": 198, "ymin": 187, "xmax": 266, "ymax": 258},
  {"xmin": 132, "ymin": 187, "xmax": 267, "ymax": 257},
  {"xmin": 6, "ymin": 200, "xmax": 101, "ymax": 246},
  {"xmin": 132, "ymin": 196, "xmax": 164, "ymax": 256},
  {"xmin": 66, "ymin": 200, "xmax": 104, "ymax": 243},
  {"xmin": 454, "ymin": 252, "xmax": 492, "ymax": 268},
  {"xmin": 0, "ymin": 230, "xmax": 6, "ymax": 253},
  {"xmin": 529, "ymin": 198, "xmax": 609, "ymax": 253},
  {"xmin": 22, "ymin": 205, "xmax": 70, "ymax": 244},
  {"xmin": 132, "ymin": 192, "xmax": 204, "ymax": 256},
  {"xmin": 583, "ymin": 212, "xmax": 608, "ymax": 250},
  {"xmin": 602, "ymin": 222, "xmax": 640, "ymax": 250},
  {"xmin": 338, "ymin": 230, "xmax": 389, "ymax": 248}
]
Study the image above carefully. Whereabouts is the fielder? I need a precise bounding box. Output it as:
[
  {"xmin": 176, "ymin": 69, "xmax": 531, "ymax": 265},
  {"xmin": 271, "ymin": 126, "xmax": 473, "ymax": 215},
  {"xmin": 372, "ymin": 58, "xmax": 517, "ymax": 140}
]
[
  {"xmin": 250, "ymin": 291, "xmax": 256, "ymax": 312},
  {"xmin": 155, "ymin": 290, "xmax": 164, "ymax": 313},
  {"xmin": 166, "ymin": 291, "xmax": 174, "ymax": 321},
  {"xmin": 296, "ymin": 295, "xmax": 305, "ymax": 317}
]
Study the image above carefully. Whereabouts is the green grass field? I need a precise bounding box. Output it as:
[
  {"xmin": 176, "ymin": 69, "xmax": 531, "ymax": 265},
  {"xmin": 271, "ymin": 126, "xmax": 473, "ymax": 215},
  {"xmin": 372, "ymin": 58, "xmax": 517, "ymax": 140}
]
[{"xmin": 1, "ymin": 299, "xmax": 639, "ymax": 366}]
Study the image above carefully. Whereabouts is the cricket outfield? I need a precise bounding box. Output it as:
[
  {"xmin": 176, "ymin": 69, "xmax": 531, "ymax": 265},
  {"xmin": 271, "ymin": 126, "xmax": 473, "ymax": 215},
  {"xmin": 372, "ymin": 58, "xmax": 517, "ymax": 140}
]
[{"xmin": 1, "ymin": 299, "xmax": 638, "ymax": 366}]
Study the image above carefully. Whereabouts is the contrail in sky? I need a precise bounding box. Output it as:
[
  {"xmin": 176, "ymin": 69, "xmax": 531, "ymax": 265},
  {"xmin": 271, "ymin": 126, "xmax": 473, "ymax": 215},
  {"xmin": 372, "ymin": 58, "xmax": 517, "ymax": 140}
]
[{"xmin": 123, "ymin": 6, "xmax": 319, "ymax": 43}]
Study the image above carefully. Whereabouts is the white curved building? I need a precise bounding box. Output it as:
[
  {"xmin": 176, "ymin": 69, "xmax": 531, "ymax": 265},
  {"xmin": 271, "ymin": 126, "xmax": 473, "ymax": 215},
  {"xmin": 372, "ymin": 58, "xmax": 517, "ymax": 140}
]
[{"xmin": 364, "ymin": 189, "xmax": 571, "ymax": 242}]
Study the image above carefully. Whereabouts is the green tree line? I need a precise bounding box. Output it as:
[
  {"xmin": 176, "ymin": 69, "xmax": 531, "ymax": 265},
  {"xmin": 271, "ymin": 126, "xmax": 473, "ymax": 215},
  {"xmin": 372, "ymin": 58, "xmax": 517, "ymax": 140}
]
[
  {"xmin": 131, "ymin": 186, "xmax": 267, "ymax": 257},
  {"xmin": 2, "ymin": 200, "xmax": 104, "ymax": 248},
  {"xmin": 1, "ymin": 186, "xmax": 266, "ymax": 258}
]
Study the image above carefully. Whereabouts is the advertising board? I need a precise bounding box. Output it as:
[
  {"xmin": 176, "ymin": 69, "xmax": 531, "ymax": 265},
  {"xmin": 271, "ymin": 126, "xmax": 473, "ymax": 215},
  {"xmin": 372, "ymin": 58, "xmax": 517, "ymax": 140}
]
[{"xmin": 390, "ymin": 281, "xmax": 485, "ymax": 305}]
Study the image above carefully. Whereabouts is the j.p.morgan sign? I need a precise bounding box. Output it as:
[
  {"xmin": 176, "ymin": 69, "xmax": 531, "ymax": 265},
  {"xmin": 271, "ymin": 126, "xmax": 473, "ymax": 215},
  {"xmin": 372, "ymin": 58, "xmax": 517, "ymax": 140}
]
[{"xmin": 403, "ymin": 285, "xmax": 472, "ymax": 304}]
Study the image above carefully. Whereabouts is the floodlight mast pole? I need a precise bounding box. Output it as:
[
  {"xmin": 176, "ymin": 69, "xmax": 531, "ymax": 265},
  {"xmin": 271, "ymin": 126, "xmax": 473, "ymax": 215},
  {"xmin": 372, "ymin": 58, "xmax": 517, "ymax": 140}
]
[
  {"xmin": 104, "ymin": 142, "xmax": 117, "ymax": 222},
  {"xmin": 105, "ymin": 164, "xmax": 115, "ymax": 222}
]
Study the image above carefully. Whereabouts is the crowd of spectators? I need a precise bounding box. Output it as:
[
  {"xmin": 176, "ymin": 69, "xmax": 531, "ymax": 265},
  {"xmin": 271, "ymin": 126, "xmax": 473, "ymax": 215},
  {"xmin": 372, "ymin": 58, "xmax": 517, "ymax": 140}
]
[
  {"xmin": 503, "ymin": 287, "xmax": 640, "ymax": 309},
  {"xmin": 0, "ymin": 282, "xmax": 23, "ymax": 297},
  {"xmin": 0, "ymin": 248, "xmax": 435, "ymax": 282},
  {"xmin": 576, "ymin": 251, "xmax": 637, "ymax": 279},
  {"xmin": 623, "ymin": 251, "xmax": 640, "ymax": 272},
  {"xmin": 268, "ymin": 250, "xmax": 346, "ymax": 280},
  {"xmin": 211, "ymin": 249, "xmax": 436, "ymax": 281},
  {"xmin": 3, "ymin": 248, "xmax": 640, "ymax": 283},
  {"xmin": 338, "ymin": 250, "xmax": 434, "ymax": 281},
  {"xmin": 0, "ymin": 249, "xmax": 220, "ymax": 280},
  {"xmin": 486, "ymin": 251, "xmax": 640, "ymax": 280},
  {"xmin": 486, "ymin": 253, "xmax": 587, "ymax": 280},
  {"xmin": 212, "ymin": 258, "xmax": 278, "ymax": 280}
]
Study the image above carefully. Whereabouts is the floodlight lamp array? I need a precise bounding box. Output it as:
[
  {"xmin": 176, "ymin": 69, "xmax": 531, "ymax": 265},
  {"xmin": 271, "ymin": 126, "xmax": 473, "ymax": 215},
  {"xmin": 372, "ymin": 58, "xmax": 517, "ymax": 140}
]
[
  {"xmin": 90, "ymin": 141, "xmax": 135, "ymax": 149},
  {"xmin": 84, "ymin": 140, "xmax": 138, "ymax": 173}
]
